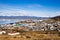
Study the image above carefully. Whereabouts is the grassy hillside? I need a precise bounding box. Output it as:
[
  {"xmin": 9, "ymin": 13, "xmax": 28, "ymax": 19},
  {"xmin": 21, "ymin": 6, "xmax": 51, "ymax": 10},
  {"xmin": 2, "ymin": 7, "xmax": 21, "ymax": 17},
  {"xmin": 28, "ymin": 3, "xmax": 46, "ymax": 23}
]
[{"xmin": 0, "ymin": 31, "xmax": 60, "ymax": 40}]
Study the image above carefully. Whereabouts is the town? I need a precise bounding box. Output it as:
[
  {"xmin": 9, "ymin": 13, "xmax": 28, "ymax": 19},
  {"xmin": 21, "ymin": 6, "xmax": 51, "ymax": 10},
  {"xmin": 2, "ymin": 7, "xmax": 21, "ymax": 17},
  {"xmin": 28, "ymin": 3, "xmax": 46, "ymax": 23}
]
[
  {"xmin": 0, "ymin": 16, "xmax": 60, "ymax": 40},
  {"xmin": 0, "ymin": 18, "xmax": 60, "ymax": 35}
]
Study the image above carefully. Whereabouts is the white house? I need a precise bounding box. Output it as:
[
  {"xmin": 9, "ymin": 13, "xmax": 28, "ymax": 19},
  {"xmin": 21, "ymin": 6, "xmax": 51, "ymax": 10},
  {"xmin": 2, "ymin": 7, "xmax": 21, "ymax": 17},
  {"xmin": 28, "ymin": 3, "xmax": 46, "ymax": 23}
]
[
  {"xmin": 50, "ymin": 26, "xmax": 54, "ymax": 30},
  {"xmin": 8, "ymin": 32, "xmax": 20, "ymax": 36},
  {"xmin": 0, "ymin": 31, "xmax": 6, "ymax": 35}
]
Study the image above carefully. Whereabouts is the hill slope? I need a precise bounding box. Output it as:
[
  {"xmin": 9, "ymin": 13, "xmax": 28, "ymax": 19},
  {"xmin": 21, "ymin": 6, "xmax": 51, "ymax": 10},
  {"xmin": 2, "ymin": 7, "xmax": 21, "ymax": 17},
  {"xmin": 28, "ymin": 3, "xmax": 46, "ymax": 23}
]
[{"xmin": 51, "ymin": 15, "xmax": 60, "ymax": 21}]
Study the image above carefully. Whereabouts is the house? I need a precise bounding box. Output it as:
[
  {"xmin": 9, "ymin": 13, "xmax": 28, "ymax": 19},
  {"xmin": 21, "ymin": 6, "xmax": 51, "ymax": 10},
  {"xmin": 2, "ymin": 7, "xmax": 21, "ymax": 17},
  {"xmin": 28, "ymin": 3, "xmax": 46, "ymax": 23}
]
[
  {"xmin": 8, "ymin": 32, "xmax": 20, "ymax": 36},
  {"xmin": 57, "ymin": 22, "xmax": 60, "ymax": 25},
  {"xmin": 0, "ymin": 31, "xmax": 6, "ymax": 35},
  {"xmin": 40, "ymin": 28, "xmax": 45, "ymax": 31},
  {"xmin": 50, "ymin": 25, "xmax": 54, "ymax": 30}
]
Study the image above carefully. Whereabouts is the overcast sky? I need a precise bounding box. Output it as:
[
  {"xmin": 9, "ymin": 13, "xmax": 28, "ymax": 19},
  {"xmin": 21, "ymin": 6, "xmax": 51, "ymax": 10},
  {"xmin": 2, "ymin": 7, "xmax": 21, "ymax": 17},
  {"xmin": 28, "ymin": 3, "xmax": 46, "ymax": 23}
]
[{"xmin": 0, "ymin": 0, "xmax": 60, "ymax": 17}]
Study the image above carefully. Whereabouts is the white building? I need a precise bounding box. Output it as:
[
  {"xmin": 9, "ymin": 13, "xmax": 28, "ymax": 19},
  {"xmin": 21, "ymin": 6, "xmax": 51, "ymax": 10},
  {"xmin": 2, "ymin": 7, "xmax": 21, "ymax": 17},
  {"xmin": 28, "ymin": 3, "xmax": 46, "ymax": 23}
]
[
  {"xmin": 0, "ymin": 31, "xmax": 6, "ymax": 35},
  {"xmin": 8, "ymin": 32, "xmax": 20, "ymax": 36}
]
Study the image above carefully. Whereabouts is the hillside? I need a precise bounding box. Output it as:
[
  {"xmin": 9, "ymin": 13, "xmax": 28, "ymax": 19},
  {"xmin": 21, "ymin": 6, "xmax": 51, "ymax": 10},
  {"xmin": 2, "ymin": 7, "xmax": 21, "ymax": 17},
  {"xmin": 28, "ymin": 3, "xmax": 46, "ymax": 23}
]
[
  {"xmin": 0, "ymin": 31, "xmax": 60, "ymax": 40},
  {"xmin": 51, "ymin": 15, "xmax": 60, "ymax": 21}
]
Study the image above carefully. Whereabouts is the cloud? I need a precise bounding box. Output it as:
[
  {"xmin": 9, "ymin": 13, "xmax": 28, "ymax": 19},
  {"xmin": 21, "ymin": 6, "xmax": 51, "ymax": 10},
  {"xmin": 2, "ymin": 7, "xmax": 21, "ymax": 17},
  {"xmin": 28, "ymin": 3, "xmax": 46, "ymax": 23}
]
[
  {"xmin": 0, "ymin": 4, "xmax": 60, "ymax": 17},
  {"xmin": 0, "ymin": 8, "xmax": 60, "ymax": 17},
  {"xmin": 0, "ymin": 10, "xmax": 24, "ymax": 16},
  {"xmin": 27, "ymin": 4, "xmax": 43, "ymax": 8},
  {"xmin": 56, "ymin": 11, "xmax": 60, "ymax": 16}
]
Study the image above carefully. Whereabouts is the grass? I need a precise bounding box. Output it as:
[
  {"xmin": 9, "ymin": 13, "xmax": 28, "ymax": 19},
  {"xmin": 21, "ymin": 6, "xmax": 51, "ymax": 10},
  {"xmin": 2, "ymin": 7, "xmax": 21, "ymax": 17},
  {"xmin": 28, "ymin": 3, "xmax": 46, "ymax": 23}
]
[{"xmin": 0, "ymin": 31, "xmax": 60, "ymax": 40}]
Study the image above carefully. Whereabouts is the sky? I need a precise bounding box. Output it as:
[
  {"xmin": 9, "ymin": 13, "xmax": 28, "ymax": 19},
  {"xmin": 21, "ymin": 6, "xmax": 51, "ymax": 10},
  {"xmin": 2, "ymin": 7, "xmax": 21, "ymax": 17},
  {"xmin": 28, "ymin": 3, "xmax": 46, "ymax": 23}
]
[{"xmin": 0, "ymin": 0, "xmax": 60, "ymax": 17}]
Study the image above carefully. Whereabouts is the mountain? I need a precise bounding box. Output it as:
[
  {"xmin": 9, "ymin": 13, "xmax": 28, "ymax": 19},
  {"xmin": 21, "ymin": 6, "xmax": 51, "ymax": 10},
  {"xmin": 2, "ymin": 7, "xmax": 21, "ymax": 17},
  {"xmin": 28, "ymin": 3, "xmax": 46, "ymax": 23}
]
[
  {"xmin": 51, "ymin": 15, "xmax": 60, "ymax": 21},
  {"xmin": 0, "ymin": 16, "xmax": 49, "ymax": 19}
]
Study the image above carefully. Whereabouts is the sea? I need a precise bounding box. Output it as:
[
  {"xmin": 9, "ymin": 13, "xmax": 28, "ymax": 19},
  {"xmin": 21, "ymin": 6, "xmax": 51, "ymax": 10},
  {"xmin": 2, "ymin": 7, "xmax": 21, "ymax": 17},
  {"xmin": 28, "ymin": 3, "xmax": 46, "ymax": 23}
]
[{"xmin": 0, "ymin": 19, "xmax": 23, "ymax": 25}]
